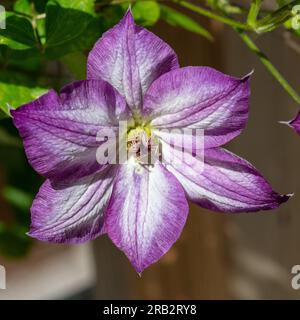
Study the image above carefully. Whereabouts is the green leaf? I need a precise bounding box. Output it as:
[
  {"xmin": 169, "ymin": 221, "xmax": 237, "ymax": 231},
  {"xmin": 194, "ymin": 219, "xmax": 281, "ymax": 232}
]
[
  {"xmin": 0, "ymin": 70, "xmax": 48, "ymax": 117},
  {"xmin": 97, "ymin": 5, "xmax": 124, "ymax": 29},
  {"xmin": 67, "ymin": 16, "xmax": 104, "ymax": 51},
  {"xmin": 0, "ymin": 45, "xmax": 42, "ymax": 71},
  {"xmin": 45, "ymin": 0, "xmax": 96, "ymax": 58},
  {"xmin": 132, "ymin": 1, "xmax": 160, "ymax": 26},
  {"xmin": 293, "ymin": 27, "xmax": 300, "ymax": 36},
  {"xmin": 0, "ymin": 104, "xmax": 10, "ymax": 119},
  {"xmin": 61, "ymin": 0, "xmax": 95, "ymax": 14},
  {"xmin": 61, "ymin": 51, "xmax": 87, "ymax": 79},
  {"xmin": 0, "ymin": 44, "xmax": 39, "ymax": 61},
  {"xmin": 0, "ymin": 127, "xmax": 22, "ymax": 147},
  {"xmin": 14, "ymin": 0, "xmax": 33, "ymax": 16},
  {"xmin": 160, "ymin": 5, "xmax": 213, "ymax": 41},
  {"xmin": 0, "ymin": 12, "xmax": 37, "ymax": 50},
  {"xmin": 34, "ymin": 0, "xmax": 49, "ymax": 13},
  {"xmin": 0, "ymin": 224, "xmax": 32, "ymax": 258},
  {"xmin": 3, "ymin": 186, "xmax": 33, "ymax": 210},
  {"xmin": 45, "ymin": 15, "xmax": 104, "ymax": 59}
]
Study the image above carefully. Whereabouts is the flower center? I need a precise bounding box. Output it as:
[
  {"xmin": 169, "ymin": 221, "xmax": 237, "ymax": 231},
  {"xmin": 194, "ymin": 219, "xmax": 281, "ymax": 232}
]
[{"xmin": 126, "ymin": 125, "xmax": 159, "ymax": 165}]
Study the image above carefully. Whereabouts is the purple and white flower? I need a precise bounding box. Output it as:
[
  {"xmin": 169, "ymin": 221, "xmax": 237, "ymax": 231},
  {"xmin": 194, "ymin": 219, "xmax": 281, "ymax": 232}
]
[{"xmin": 12, "ymin": 10, "xmax": 289, "ymax": 273}]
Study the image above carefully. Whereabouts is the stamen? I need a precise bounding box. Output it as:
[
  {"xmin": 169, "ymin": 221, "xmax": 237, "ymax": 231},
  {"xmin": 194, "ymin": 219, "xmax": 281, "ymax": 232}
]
[{"xmin": 126, "ymin": 125, "xmax": 159, "ymax": 165}]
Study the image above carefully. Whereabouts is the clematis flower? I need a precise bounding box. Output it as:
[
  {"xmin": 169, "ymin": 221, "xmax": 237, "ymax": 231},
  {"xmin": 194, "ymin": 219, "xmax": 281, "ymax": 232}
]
[{"xmin": 11, "ymin": 10, "xmax": 289, "ymax": 273}]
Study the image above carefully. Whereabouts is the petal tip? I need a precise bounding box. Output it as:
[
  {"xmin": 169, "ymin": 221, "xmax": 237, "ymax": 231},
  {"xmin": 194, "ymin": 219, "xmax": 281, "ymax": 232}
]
[
  {"xmin": 6, "ymin": 103, "xmax": 14, "ymax": 117},
  {"xmin": 123, "ymin": 6, "xmax": 135, "ymax": 25},
  {"xmin": 241, "ymin": 70, "xmax": 253, "ymax": 83},
  {"xmin": 274, "ymin": 192, "xmax": 292, "ymax": 207},
  {"xmin": 284, "ymin": 193, "xmax": 294, "ymax": 201},
  {"xmin": 280, "ymin": 112, "xmax": 300, "ymax": 136},
  {"xmin": 133, "ymin": 262, "xmax": 147, "ymax": 274},
  {"xmin": 244, "ymin": 69, "xmax": 254, "ymax": 79},
  {"xmin": 26, "ymin": 229, "xmax": 40, "ymax": 240},
  {"xmin": 279, "ymin": 120, "xmax": 292, "ymax": 127},
  {"xmin": 137, "ymin": 272, "xmax": 142, "ymax": 277}
]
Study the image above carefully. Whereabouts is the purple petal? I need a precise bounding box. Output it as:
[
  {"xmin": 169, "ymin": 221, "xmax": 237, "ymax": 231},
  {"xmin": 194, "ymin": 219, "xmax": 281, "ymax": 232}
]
[
  {"xmin": 162, "ymin": 142, "xmax": 290, "ymax": 212},
  {"xmin": 105, "ymin": 162, "xmax": 189, "ymax": 273},
  {"xmin": 87, "ymin": 10, "xmax": 179, "ymax": 112},
  {"xmin": 285, "ymin": 110, "xmax": 300, "ymax": 136},
  {"xmin": 28, "ymin": 167, "xmax": 116, "ymax": 243},
  {"xmin": 12, "ymin": 80, "xmax": 127, "ymax": 182},
  {"xmin": 143, "ymin": 67, "xmax": 250, "ymax": 148}
]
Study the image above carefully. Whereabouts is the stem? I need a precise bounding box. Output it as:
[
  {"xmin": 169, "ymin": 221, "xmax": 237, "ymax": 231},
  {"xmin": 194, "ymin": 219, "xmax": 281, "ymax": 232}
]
[
  {"xmin": 236, "ymin": 29, "xmax": 300, "ymax": 105},
  {"xmin": 11, "ymin": 10, "xmax": 32, "ymax": 19},
  {"xmin": 174, "ymin": 1, "xmax": 300, "ymax": 106},
  {"xmin": 255, "ymin": 0, "xmax": 299, "ymax": 33},
  {"xmin": 36, "ymin": 14, "xmax": 46, "ymax": 20},
  {"xmin": 30, "ymin": 2, "xmax": 43, "ymax": 51},
  {"xmin": 173, "ymin": 0, "xmax": 250, "ymax": 30},
  {"xmin": 247, "ymin": 0, "xmax": 262, "ymax": 27}
]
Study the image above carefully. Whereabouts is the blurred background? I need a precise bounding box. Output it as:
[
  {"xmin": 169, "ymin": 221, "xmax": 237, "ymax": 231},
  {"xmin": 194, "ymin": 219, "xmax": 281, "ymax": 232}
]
[{"xmin": 0, "ymin": 0, "xmax": 300, "ymax": 299}]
